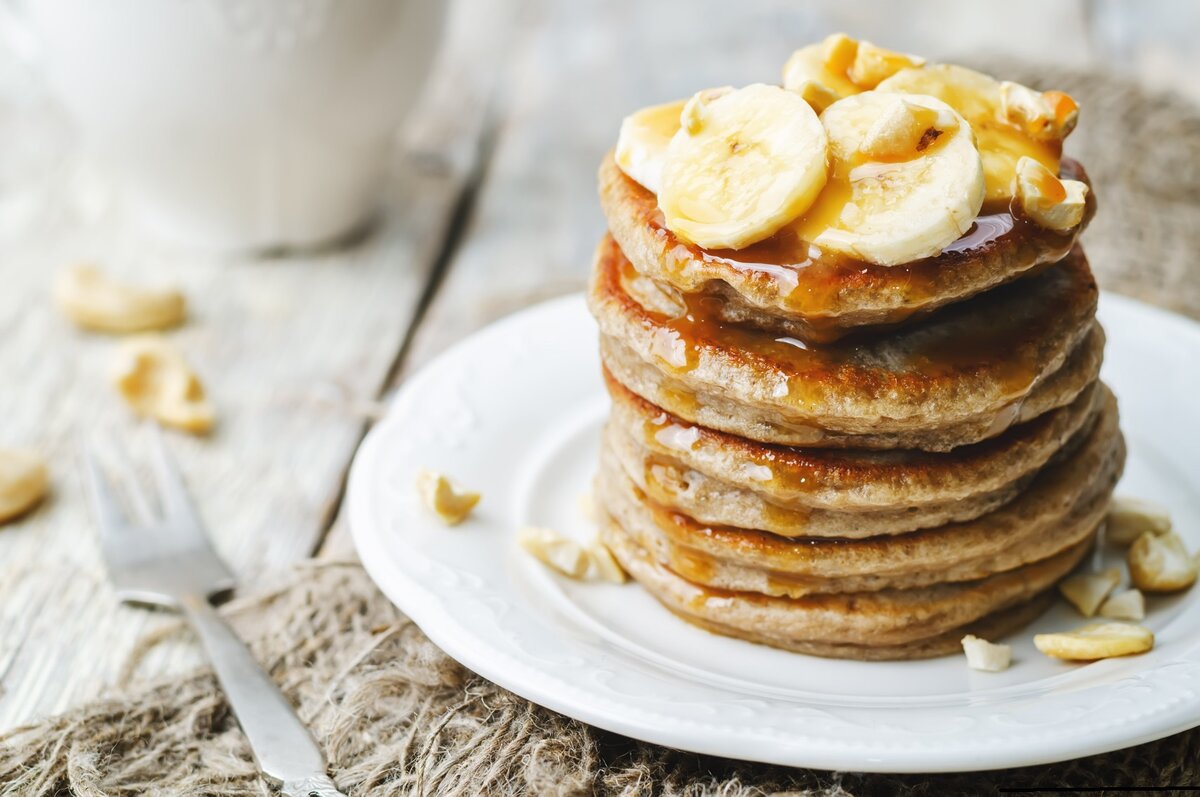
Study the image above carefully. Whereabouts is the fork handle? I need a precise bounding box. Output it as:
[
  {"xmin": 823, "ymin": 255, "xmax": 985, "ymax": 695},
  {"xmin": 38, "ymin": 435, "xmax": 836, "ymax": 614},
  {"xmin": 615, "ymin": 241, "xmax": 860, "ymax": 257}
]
[{"xmin": 179, "ymin": 594, "xmax": 348, "ymax": 796}]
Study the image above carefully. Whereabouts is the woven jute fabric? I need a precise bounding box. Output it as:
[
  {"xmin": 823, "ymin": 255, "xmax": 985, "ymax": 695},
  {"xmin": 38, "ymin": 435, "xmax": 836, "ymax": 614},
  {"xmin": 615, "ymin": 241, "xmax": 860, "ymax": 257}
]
[{"xmin": 2, "ymin": 67, "xmax": 1199, "ymax": 796}]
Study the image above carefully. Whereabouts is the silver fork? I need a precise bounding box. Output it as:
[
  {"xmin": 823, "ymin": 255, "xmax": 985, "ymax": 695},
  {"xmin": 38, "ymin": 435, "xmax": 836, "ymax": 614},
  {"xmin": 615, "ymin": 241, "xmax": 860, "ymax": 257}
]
[{"xmin": 80, "ymin": 427, "xmax": 348, "ymax": 797}]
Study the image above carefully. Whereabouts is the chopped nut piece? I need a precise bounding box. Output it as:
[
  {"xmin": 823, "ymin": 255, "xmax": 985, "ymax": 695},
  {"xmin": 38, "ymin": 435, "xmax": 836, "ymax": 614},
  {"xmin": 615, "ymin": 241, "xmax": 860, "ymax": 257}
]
[
  {"xmin": 416, "ymin": 469, "xmax": 480, "ymax": 526},
  {"xmin": 1013, "ymin": 156, "xmax": 1088, "ymax": 232},
  {"xmin": 788, "ymin": 78, "xmax": 840, "ymax": 115},
  {"xmin": 960, "ymin": 635, "xmax": 1012, "ymax": 672},
  {"xmin": 1129, "ymin": 531, "xmax": 1197, "ymax": 593},
  {"xmin": 821, "ymin": 33, "xmax": 859, "ymax": 74},
  {"xmin": 1106, "ymin": 497, "xmax": 1172, "ymax": 546},
  {"xmin": 55, "ymin": 265, "xmax": 186, "ymax": 334},
  {"xmin": 518, "ymin": 527, "xmax": 589, "ymax": 578},
  {"xmin": 848, "ymin": 41, "xmax": 925, "ymax": 89},
  {"xmin": 679, "ymin": 86, "xmax": 733, "ymax": 135},
  {"xmin": 1034, "ymin": 622, "xmax": 1154, "ymax": 661},
  {"xmin": 1099, "ymin": 589, "xmax": 1146, "ymax": 621},
  {"xmin": 0, "ymin": 449, "xmax": 48, "ymax": 524},
  {"xmin": 587, "ymin": 540, "xmax": 628, "ymax": 584},
  {"xmin": 1058, "ymin": 567, "xmax": 1121, "ymax": 617},
  {"xmin": 111, "ymin": 336, "xmax": 215, "ymax": 434},
  {"xmin": 999, "ymin": 81, "xmax": 1079, "ymax": 141},
  {"xmin": 859, "ymin": 98, "xmax": 957, "ymax": 160}
]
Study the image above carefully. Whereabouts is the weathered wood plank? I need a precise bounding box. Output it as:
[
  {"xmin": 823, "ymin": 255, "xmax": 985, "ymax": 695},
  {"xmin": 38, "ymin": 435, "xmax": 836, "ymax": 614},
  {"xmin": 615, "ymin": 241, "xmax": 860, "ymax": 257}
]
[{"xmin": 0, "ymin": 0, "xmax": 512, "ymax": 729}]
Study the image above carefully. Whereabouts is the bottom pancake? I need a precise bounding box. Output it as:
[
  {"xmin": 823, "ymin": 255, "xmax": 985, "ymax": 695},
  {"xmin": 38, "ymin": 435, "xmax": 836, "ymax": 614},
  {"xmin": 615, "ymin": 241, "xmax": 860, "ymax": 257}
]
[
  {"xmin": 600, "ymin": 517, "xmax": 1092, "ymax": 656},
  {"xmin": 675, "ymin": 591, "xmax": 1058, "ymax": 661}
]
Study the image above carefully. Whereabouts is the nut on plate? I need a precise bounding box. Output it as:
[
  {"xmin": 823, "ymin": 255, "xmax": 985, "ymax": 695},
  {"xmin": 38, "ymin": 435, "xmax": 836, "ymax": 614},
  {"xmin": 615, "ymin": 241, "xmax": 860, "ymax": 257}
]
[
  {"xmin": 847, "ymin": 41, "xmax": 925, "ymax": 89},
  {"xmin": 1057, "ymin": 567, "xmax": 1120, "ymax": 617},
  {"xmin": 416, "ymin": 469, "xmax": 480, "ymax": 526},
  {"xmin": 0, "ymin": 449, "xmax": 49, "ymax": 524},
  {"xmin": 111, "ymin": 336, "xmax": 215, "ymax": 434},
  {"xmin": 960, "ymin": 635, "xmax": 1011, "ymax": 672},
  {"xmin": 1128, "ymin": 531, "xmax": 1197, "ymax": 593},
  {"xmin": 1106, "ymin": 497, "xmax": 1172, "ymax": 546},
  {"xmin": 1098, "ymin": 589, "xmax": 1145, "ymax": 621},
  {"xmin": 518, "ymin": 526, "xmax": 590, "ymax": 578},
  {"xmin": 55, "ymin": 265, "xmax": 186, "ymax": 333},
  {"xmin": 1034, "ymin": 622, "xmax": 1154, "ymax": 661},
  {"xmin": 587, "ymin": 539, "xmax": 628, "ymax": 584}
]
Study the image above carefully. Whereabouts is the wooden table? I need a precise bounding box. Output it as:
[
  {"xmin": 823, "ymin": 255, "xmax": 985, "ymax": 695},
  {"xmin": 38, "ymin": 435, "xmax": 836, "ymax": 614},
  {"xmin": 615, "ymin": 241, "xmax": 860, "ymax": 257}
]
[{"xmin": 2, "ymin": 0, "xmax": 1198, "ymax": 732}]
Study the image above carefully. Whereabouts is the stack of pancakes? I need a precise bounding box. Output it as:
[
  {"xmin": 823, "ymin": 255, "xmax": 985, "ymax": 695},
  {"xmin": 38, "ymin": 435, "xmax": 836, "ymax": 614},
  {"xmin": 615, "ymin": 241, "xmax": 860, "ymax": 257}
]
[{"xmin": 587, "ymin": 140, "xmax": 1124, "ymax": 659}]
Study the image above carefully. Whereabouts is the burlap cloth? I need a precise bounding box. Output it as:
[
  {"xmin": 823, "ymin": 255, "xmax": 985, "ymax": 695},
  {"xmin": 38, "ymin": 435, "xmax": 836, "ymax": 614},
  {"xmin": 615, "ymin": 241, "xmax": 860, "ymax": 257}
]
[{"xmin": 2, "ymin": 66, "xmax": 1199, "ymax": 796}]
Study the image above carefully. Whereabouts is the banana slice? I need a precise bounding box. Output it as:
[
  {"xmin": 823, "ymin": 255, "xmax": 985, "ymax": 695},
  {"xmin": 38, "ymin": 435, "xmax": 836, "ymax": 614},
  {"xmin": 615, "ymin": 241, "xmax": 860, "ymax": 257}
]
[
  {"xmin": 876, "ymin": 64, "xmax": 1066, "ymax": 203},
  {"xmin": 1034, "ymin": 622, "xmax": 1154, "ymax": 661},
  {"xmin": 795, "ymin": 91, "xmax": 984, "ymax": 266},
  {"xmin": 783, "ymin": 34, "xmax": 922, "ymax": 100},
  {"xmin": 615, "ymin": 98, "xmax": 687, "ymax": 194},
  {"xmin": 658, "ymin": 84, "xmax": 828, "ymax": 250}
]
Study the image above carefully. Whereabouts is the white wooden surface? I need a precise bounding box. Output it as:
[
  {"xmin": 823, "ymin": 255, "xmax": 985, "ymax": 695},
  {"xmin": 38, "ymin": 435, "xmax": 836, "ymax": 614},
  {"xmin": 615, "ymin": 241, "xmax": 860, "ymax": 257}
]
[{"xmin": 3, "ymin": 0, "xmax": 1199, "ymax": 731}]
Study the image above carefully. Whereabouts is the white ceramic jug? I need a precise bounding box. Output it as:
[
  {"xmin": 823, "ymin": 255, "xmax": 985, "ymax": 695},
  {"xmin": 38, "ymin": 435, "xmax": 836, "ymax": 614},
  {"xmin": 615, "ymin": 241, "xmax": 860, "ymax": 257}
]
[{"xmin": 3, "ymin": 0, "xmax": 445, "ymax": 251}]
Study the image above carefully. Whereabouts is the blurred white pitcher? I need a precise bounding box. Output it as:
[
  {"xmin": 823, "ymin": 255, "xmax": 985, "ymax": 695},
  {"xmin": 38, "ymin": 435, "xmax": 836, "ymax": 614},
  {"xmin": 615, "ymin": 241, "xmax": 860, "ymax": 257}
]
[{"xmin": 4, "ymin": 0, "xmax": 445, "ymax": 251}]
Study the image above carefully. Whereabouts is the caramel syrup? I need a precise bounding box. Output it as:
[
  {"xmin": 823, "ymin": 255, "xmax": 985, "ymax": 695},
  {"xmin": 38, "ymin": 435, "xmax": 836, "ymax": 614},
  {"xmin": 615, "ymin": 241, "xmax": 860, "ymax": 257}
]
[
  {"xmin": 600, "ymin": 235, "xmax": 1092, "ymax": 408},
  {"xmin": 630, "ymin": 370, "xmax": 1064, "ymax": 498},
  {"xmin": 626, "ymin": 160, "xmax": 1089, "ymax": 332}
]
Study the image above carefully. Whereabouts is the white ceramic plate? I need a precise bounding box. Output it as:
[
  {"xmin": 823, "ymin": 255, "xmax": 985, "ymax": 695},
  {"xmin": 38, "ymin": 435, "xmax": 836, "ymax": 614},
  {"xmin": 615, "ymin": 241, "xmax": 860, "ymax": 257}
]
[{"xmin": 347, "ymin": 293, "xmax": 1200, "ymax": 773}]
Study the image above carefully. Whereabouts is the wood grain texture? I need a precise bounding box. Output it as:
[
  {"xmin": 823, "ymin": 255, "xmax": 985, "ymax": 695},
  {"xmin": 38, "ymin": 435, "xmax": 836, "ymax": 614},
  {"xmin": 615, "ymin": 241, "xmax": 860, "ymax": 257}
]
[{"xmin": 0, "ymin": 0, "xmax": 511, "ymax": 729}]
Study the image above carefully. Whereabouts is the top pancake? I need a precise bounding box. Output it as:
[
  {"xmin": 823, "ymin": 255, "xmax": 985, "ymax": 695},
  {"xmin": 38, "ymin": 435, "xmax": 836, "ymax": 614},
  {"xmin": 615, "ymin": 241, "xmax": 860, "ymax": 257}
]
[{"xmin": 599, "ymin": 153, "xmax": 1096, "ymax": 343}]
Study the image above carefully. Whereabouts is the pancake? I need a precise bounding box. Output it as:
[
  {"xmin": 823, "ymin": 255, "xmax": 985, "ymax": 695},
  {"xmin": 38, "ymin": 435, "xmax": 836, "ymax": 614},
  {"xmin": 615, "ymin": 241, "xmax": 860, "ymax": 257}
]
[
  {"xmin": 604, "ymin": 385, "xmax": 1116, "ymax": 538},
  {"xmin": 606, "ymin": 369, "xmax": 1101, "ymax": 512},
  {"xmin": 599, "ymin": 152, "xmax": 1096, "ymax": 343},
  {"xmin": 600, "ymin": 517, "xmax": 1090, "ymax": 654},
  {"xmin": 596, "ymin": 387, "xmax": 1123, "ymax": 594},
  {"xmin": 676, "ymin": 592, "xmax": 1057, "ymax": 662},
  {"xmin": 590, "ymin": 234, "xmax": 1102, "ymax": 451}
]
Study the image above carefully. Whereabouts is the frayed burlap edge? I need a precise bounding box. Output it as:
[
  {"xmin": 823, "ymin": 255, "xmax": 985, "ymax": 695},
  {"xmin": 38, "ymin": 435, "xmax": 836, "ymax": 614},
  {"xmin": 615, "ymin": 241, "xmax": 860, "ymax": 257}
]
[
  {"xmin": 0, "ymin": 561, "xmax": 1196, "ymax": 797},
  {"xmin": 3, "ymin": 66, "xmax": 1200, "ymax": 796}
]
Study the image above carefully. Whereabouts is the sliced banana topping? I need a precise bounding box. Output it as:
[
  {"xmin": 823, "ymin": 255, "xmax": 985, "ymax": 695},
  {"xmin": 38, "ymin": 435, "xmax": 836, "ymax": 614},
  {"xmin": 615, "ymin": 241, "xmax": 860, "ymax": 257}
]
[
  {"xmin": 1000, "ymin": 81, "xmax": 1079, "ymax": 141},
  {"xmin": 1058, "ymin": 567, "xmax": 1121, "ymax": 617},
  {"xmin": 783, "ymin": 34, "xmax": 921, "ymax": 100},
  {"xmin": 416, "ymin": 469, "xmax": 480, "ymax": 526},
  {"xmin": 1106, "ymin": 497, "xmax": 1172, "ymax": 546},
  {"xmin": 1128, "ymin": 531, "xmax": 1197, "ymax": 593},
  {"xmin": 1013, "ymin": 156, "xmax": 1088, "ymax": 232},
  {"xmin": 1099, "ymin": 589, "xmax": 1146, "ymax": 621},
  {"xmin": 877, "ymin": 64, "xmax": 1066, "ymax": 203},
  {"xmin": 798, "ymin": 91, "xmax": 984, "ymax": 266},
  {"xmin": 960, "ymin": 635, "xmax": 1012, "ymax": 672},
  {"xmin": 1035, "ymin": 622, "xmax": 1154, "ymax": 661},
  {"xmin": 788, "ymin": 79, "xmax": 840, "ymax": 115},
  {"xmin": 783, "ymin": 34, "xmax": 861, "ymax": 99},
  {"xmin": 111, "ymin": 336, "xmax": 215, "ymax": 434},
  {"xmin": 518, "ymin": 526, "xmax": 590, "ymax": 578},
  {"xmin": 659, "ymin": 84, "xmax": 828, "ymax": 250},
  {"xmin": 614, "ymin": 98, "xmax": 688, "ymax": 194},
  {"xmin": 848, "ymin": 41, "xmax": 925, "ymax": 90},
  {"xmin": 55, "ymin": 265, "xmax": 186, "ymax": 334},
  {"xmin": 0, "ymin": 449, "xmax": 48, "ymax": 524}
]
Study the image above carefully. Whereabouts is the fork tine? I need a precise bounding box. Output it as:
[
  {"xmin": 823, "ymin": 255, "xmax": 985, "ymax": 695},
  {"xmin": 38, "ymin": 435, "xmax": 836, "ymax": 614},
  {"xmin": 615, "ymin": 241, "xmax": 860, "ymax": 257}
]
[
  {"xmin": 146, "ymin": 423, "xmax": 201, "ymax": 526},
  {"xmin": 102, "ymin": 430, "xmax": 158, "ymax": 526},
  {"xmin": 79, "ymin": 436, "xmax": 131, "ymax": 538}
]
